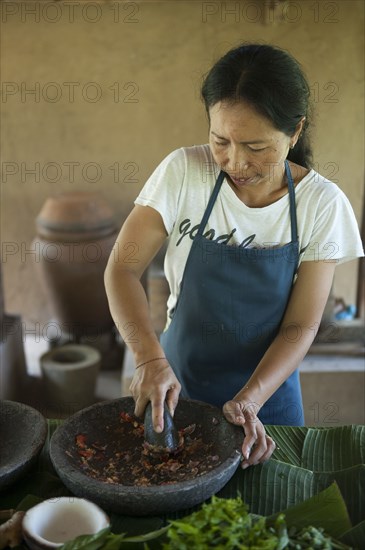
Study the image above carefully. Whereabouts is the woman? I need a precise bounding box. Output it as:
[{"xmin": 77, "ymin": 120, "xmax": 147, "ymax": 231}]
[{"xmin": 105, "ymin": 44, "xmax": 364, "ymax": 468}]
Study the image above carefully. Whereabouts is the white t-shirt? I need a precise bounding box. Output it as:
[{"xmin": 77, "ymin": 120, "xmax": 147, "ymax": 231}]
[{"xmin": 135, "ymin": 145, "xmax": 364, "ymax": 320}]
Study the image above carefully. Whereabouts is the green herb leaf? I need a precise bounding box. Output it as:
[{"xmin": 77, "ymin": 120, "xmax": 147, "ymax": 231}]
[
  {"xmin": 60, "ymin": 527, "xmax": 111, "ymax": 549},
  {"xmin": 163, "ymin": 496, "xmax": 281, "ymax": 549},
  {"xmin": 122, "ymin": 525, "xmax": 169, "ymax": 543}
]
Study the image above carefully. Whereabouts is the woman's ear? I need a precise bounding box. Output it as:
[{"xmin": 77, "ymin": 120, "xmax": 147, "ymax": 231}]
[{"xmin": 292, "ymin": 116, "xmax": 306, "ymax": 146}]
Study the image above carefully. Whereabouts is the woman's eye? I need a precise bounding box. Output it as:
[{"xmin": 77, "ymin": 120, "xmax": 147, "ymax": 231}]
[{"xmin": 248, "ymin": 146, "xmax": 266, "ymax": 152}]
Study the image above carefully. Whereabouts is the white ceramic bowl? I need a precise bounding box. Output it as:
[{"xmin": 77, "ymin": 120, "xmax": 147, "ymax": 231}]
[{"xmin": 22, "ymin": 497, "xmax": 110, "ymax": 549}]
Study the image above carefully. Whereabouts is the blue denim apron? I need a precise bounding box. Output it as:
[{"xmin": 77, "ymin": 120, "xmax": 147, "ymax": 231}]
[{"xmin": 160, "ymin": 160, "xmax": 304, "ymax": 425}]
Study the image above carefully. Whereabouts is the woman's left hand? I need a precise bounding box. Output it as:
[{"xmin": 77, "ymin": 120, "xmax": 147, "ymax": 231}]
[{"xmin": 223, "ymin": 399, "xmax": 276, "ymax": 468}]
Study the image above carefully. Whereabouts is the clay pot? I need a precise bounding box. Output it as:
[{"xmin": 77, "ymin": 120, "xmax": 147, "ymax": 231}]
[
  {"xmin": 40, "ymin": 344, "xmax": 101, "ymax": 411},
  {"xmin": 34, "ymin": 192, "xmax": 118, "ymax": 338}
]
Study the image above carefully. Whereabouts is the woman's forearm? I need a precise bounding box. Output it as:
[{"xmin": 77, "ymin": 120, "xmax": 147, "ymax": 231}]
[
  {"xmin": 104, "ymin": 205, "xmax": 169, "ymax": 366},
  {"xmin": 235, "ymin": 260, "xmax": 336, "ymax": 408},
  {"xmin": 235, "ymin": 323, "xmax": 316, "ymax": 407},
  {"xmin": 104, "ymin": 266, "xmax": 165, "ymax": 365}
]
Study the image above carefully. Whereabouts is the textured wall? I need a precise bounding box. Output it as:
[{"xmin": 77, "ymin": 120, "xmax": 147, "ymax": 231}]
[{"xmin": 1, "ymin": 0, "xmax": 364, "ymax": 328}]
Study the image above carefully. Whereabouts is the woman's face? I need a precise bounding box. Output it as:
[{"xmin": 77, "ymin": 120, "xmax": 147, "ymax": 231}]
[{"xmin": 209, "ymin": 100, "xmax": 298, "ymax": 192}]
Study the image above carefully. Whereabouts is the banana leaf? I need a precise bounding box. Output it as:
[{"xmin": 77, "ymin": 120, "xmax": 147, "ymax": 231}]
[
  {"xmin": 340, "ymin": 520, "xmax": 365, "ymax": 547},
  {"xmin": 267, "ymin": 482, "xmax": 352, "ymax": 539},
  {"xmin": 266, "ymin": 425, "xmax": 365, "ymax": 471},
  {"xmin": 216, "ymin": 425, "xmax": 364, "ymax": 524}
]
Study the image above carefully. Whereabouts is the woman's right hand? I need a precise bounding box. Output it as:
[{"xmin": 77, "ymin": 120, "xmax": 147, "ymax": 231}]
[
  {"xmin": 129, "ymin": 360, "xmax": 181, "ymax": 433},
  {"xmin": 223, "ymin": 399, "xmax": 276, "ymax": 468}
]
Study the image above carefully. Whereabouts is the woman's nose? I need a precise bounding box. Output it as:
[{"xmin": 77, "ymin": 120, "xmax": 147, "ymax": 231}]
[{"xmin": 224, "ymin": 149, "xmax": 249, "ymax": 174}]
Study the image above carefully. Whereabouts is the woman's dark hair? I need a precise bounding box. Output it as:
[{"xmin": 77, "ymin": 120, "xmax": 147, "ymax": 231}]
[{"xmin": 201, "ymin": 43, "xmax": 313, "ymax": 168}]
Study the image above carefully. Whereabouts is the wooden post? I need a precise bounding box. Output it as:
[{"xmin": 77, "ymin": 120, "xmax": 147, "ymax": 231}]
[
  {"xmin": 0, "ymin": 262, "xmax": 5, "ymax": 320},
  {"xmin": 356, "ymin": 182, "xmax": 365, "ymax": 320}
]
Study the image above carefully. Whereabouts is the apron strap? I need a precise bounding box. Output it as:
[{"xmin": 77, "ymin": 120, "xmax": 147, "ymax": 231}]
[
  {"xmin": 196, "ymin": 170, "xmax": 226, "ymax": 237},
  {"xmin": 285, "ymin": 159, "xmax": 299, "ymax": 243}
]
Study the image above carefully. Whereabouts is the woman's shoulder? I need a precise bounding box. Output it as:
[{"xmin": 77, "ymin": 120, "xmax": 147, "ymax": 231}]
[
  {"xmin": 295, "ymin": 165, "xmax": 347, "ymax": 204},
  {"xmin": 157, "ymin": 144, "xmax": 217, "ymax": 188},
  {"xmin": 170, "ymin": 143, "xmax": 214, "ymax": 167},
  {"xmin": 144, "ymin": 144, "xmax": 213, "ymax": 185}
]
